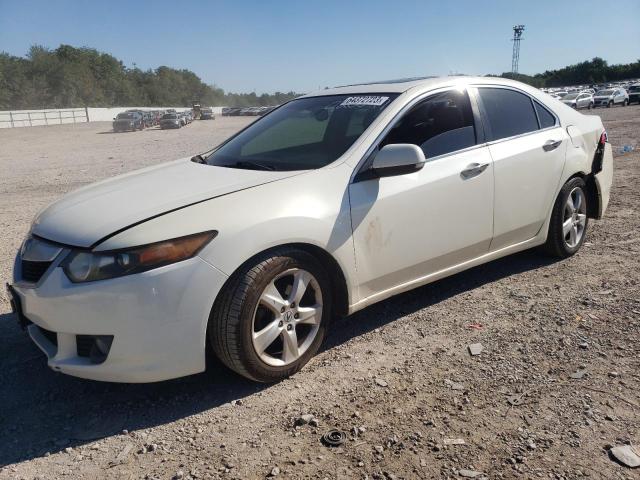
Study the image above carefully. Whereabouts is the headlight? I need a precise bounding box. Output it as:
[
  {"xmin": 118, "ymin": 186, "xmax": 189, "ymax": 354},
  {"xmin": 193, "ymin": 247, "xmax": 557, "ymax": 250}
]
[{"xmin": 62, "ymin": 231, "xmax": 217, "ymax": 283}]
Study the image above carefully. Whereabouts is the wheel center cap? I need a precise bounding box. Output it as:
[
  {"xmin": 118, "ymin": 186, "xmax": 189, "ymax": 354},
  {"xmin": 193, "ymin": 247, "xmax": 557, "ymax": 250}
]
[{"xmin": 283, "ymin": 310, "xmax": 294, "ymax": 323}]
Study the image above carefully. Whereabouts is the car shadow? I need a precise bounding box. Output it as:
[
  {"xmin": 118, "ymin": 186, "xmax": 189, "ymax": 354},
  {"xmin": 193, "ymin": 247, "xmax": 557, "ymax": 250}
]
[{"xmin": 0, "ymin": 249, "xmax": 557, "ymax": 467}]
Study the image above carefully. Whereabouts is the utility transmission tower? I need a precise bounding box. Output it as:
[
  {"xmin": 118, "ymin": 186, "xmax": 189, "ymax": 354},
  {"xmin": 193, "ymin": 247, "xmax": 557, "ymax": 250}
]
[{"xmin": 511, "ymin": 25, "xmax": 525, "ymax": 74}]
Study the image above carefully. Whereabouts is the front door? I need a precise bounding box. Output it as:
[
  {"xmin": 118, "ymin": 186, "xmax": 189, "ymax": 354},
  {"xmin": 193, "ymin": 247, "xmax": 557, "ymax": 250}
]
[{"xmin": 349, "ymin": 88, "xmax": 494, "ymax": 301}]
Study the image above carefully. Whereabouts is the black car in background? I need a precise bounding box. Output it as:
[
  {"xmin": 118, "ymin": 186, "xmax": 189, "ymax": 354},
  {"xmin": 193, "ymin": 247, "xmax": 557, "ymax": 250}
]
[
  {"xmin": 113, "ymin": 112, "xmax": 144, "ymax": 132},
  {"xmin": 160, "ymin": 113, "xmax": 181, "ymax": 129},
  {"xmin": 628, "ymin": 85, "xmax": 640, "ymax": 104},
  {"xmin": 200, "ymin": 107, "xmax": 215, "ymax": 120}
]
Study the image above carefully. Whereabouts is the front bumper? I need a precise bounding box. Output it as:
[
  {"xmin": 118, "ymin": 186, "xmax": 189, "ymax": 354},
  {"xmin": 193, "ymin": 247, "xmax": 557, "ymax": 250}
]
[{"xmin": 10, "ymin": 254, "xmax": 228, "ymax": 382}]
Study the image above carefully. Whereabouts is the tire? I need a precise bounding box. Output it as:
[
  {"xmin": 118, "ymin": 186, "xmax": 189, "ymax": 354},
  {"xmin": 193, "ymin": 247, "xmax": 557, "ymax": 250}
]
[
  {"xmin": 542, "ymin": 177, "xmax": 589, "ymax": 258},
  {"xmin": 209, "ymin": 248, "xmax": 333, "ymax": 382},
  {"xmin": 588, "ymin": 102, "xmax": 593, "ymax": 110},
  {"xmin": 623, "ymin": 99, "xmax": 628, "ymax": 107},
  {"xmin": 607, "ymin": 100, "xmax": 613, "ymax": 108}
]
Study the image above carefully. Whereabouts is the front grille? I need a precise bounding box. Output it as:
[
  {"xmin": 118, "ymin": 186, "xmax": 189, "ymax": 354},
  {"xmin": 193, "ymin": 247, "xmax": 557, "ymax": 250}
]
[
  {"xmin": 38, "ymin": 326, "xmax": 58, "ymax": 347},
  {"xmin": 21, "ymin": 260, "xmax": 52, "ymax": 283},
  {"xmin": 76, "ymin": 335, "xmax": 94, "ymax": 357}
]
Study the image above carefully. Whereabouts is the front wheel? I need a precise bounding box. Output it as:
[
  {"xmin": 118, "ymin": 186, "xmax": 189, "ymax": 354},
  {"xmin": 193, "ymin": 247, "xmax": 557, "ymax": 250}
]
[
  {"xmin": 209, "ymin": 249, "xmax": 332, "ymax": 382},
  {"xmin": 542, "ymin": 177, "xmax": 589, "ymax": 258}
]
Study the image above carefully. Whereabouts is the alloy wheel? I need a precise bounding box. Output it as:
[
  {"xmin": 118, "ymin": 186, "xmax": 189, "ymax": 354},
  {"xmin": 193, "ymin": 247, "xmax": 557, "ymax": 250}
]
[
  {"xmin": 563, "ymin": 187, "xmax": 587, "ymax": 248},
  {"xmin": 251, "ymin": 268, "xmax": 323, "ymax": 366}
]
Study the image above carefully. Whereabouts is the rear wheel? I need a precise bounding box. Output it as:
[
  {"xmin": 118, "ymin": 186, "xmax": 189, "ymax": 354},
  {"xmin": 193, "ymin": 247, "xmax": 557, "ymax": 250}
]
[
  {"xmin": 209, "ymin": 248, "xmax": 332, "ymax": 382},
  {"xmin": 542, "ymin": 177, "xmax": 588, "ymax": 258}
]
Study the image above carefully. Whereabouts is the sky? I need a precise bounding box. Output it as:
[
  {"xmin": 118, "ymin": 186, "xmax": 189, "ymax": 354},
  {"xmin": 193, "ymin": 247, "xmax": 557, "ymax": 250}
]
[{"xmin": 1, "ymin": 0, "xmax": 638, "ymax": 94}]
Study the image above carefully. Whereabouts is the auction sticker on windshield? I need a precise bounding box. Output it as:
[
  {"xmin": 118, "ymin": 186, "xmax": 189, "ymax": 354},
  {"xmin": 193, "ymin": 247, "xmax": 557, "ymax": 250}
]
[{"xmin": 340, "ymin": 96, "xmax": 389, "ymax": 107}]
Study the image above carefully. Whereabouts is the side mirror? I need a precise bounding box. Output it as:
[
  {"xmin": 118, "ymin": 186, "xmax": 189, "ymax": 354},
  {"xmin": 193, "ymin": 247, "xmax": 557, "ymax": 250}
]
[{"xmin": 370, "ymin": 144, "xmax": 426, "ymax": 178}]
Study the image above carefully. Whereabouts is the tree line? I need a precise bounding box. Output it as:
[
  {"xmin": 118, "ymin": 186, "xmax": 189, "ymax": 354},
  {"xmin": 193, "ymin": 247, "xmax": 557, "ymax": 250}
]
[
  {"xmin": 499, "ymin": 57, "xmax": 640, "ymax": 88},
  {"xmin": 0, "ymin": 45, "xmax": 299, "ymax": 110},
  {"xmin": 1, "ymin": 45, "xmax": 639, "ymax": 110}
]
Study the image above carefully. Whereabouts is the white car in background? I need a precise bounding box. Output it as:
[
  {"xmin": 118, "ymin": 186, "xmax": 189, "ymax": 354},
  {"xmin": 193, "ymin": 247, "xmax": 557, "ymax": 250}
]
[
  {"xmin": 8, "ymin": 77, "xmax": 613, "ymax": 383},
  {"xmin": 562, "ymin": 92, "xmax": 594, "ymax": 109},
  {"xmin": 593, "ymin": 88, "xmax": 629, "ymax": 107}
]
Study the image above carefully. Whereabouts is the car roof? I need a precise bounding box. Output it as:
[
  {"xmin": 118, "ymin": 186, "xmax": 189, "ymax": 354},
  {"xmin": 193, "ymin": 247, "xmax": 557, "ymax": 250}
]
[{"xmin": 300, "ymin": 76, "xmax": 545, "ymax": 98}]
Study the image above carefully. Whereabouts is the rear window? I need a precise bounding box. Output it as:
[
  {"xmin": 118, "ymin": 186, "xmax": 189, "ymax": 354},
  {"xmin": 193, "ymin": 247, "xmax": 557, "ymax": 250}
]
[
  {"xmin": 478, "ymin": 88, "xmax": 539, "ymax": 141},
  {"xmin": 533, "ymin": 101, "xmax": 556, "ymax": 129},
  {"xmin": 163, "ymin": 114, "xmax": 177, "ymax": 119}
]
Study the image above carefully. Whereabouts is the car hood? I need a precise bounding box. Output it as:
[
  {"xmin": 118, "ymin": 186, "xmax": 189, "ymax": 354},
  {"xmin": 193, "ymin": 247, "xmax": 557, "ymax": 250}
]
[{"xmin": 31, "ymin": 158, "xmax": 300, "ymax": 248}]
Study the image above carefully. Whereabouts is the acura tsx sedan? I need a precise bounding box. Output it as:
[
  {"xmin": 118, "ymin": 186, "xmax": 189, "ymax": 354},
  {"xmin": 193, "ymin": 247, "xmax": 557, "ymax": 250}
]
[{"xmin": 8, "ymin": 77, "xmax": 613, "ymax": 383}]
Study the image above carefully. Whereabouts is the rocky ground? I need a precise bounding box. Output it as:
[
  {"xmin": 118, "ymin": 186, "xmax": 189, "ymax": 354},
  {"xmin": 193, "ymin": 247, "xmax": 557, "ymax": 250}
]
[{"xmin": 0, "ymin": 107, "xmax": 638, "ymax": 480}]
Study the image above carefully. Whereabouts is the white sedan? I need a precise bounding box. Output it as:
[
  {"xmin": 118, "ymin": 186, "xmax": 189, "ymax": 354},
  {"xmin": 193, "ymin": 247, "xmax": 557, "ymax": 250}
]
[{"xmin": 9, "ymin": 77, "xmax": 613, "ymax": 383}]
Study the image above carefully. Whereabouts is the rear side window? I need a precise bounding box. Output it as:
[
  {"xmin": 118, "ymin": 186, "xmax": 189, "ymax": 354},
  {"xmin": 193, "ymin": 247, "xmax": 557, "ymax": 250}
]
[
  {"xmin": 381, "ymin": 89, "xmax": 476, "ymax": 158},
  {"xmin": 533, "ymin": 100, "xmax": 556, "ymax": 129},
  {"xmin": 478, "ymin": 88, "xmax": 539, "ymax": 141}
]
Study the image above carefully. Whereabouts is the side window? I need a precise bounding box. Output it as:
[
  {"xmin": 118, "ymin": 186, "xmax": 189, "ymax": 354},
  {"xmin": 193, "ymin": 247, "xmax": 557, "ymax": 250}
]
[
  {"xmin": 478, "ymin": 88, "xmax": 539, "ymax": 141},
  {"xmin": 533, "ymin": 100, "xmax": 556, "ymax": 129},
  {"xmin": 380, "ymin": 89, "xmax": 476, "ymax": 158}
]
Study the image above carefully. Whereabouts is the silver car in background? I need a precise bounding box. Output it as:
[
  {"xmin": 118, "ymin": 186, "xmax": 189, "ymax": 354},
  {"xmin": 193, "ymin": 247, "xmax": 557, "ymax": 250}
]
[
  {"xmin": 562, "ymin": 92, "xmax": 594, "ymax": 109},
  {"xmin": 593, "ymin": 88, "xmax": 629, "ymax": 108}
]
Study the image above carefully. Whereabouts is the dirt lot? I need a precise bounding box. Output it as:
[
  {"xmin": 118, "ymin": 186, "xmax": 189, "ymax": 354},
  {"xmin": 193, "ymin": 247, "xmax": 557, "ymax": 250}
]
[{"xmin": 0, "ymin": 108, "xmax": 639, "ymax": 480}]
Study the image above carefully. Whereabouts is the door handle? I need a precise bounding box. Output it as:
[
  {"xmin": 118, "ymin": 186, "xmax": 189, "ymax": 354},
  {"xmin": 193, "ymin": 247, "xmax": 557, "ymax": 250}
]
[
  {"xmin": 543, "ymin": 139, "xmax": 562, "ymax": 152},
  {"xmin": 460, "ymin": 162, "xmax": 489, "ymax": 179}
]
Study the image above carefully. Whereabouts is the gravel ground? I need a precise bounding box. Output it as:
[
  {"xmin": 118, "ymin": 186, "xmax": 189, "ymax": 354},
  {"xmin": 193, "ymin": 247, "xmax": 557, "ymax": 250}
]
[{"xmin": 0, "ymin": 108, "xmax": 638, "ymax": 480}]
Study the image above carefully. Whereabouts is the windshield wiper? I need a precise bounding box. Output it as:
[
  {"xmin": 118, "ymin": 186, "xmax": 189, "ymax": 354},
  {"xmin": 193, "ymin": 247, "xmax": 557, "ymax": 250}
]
[
  {"xmin": 191, "ymin": 154, "xmax": 207, "ymax": 164},
  {"xmin": 228, "ymin": 160, "xmax": 276, "ymax": 171}
]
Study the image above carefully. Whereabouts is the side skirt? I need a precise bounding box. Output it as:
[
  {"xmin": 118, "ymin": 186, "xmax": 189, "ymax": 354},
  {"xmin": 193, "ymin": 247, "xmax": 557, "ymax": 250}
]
[{"xmin": 348, "ymin": 234, "xmax": 546, "ymax": 314}]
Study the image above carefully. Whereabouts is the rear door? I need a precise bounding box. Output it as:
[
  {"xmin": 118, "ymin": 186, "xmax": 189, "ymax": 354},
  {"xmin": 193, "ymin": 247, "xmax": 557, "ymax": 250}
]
[{"xmin": 475, "ymin": 86, "xmax": 567, "ymax": 250}]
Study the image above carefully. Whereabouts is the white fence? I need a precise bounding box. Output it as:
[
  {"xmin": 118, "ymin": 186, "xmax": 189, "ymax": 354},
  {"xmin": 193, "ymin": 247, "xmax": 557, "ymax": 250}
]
[
  {"xmin": 0, "ymin": 108, "xmax": 88, "ymax": 128},
  {"xmin": 0, "ymin": 106, "xmax": 226, "ymax": 129}
]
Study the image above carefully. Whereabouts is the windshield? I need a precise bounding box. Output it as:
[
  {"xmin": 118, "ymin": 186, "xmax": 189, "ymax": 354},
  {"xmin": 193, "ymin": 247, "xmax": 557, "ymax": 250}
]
[
  {"xmin": 564, "ymin": 93, "xmax": 579, "ymax": 100},
  {"xmin": 163, "ymin": 114, "xmax": 177, "ymax": 119},
  {"xmin": 205, "ymin": 94, "xmax": 398, "ymax": 171},
  {"xmin": 597, "ymin": 90, "xmax": 613, "ymax": 96},
  {"xmin": 116, "ymin": 113, "xmax": 135, "ymax": 119},
  {"xmin": 629, "ymin": 86, "xmax": 640, "ymax": 92},
  {"xmin": 556, "ymin": 92, "xmax": 568, "ymax": 97}
]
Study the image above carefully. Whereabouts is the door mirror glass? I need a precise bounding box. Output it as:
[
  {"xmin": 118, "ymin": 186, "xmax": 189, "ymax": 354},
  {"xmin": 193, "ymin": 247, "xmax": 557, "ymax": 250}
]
[{"xmin": 371, "ymin": 144, "xmax": 426, "ymax": 177}]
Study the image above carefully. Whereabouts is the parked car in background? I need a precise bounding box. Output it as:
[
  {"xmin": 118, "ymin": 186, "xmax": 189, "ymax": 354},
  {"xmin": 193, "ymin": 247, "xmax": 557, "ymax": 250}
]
[
  {"xmin": 112, "ymin": 112, "xmax": 144, "ymax": 132},
  {"xmin": 160, "ymin": 113, "xmax": 181, "ymax": 129},
  {"xmin": 593, "ymin": 88, "xmax": 629, "ymax": 108},
  {"xmin": 223, "ymin": 107, "xmax": 244, "ymax": 116},
  {"xmin": 200, "ymin": 108, "xmax": 215, "ymax": 120},
  {"xmin": 562, "ymin": 92, "xmax": 594, "ymax": 109},
  {"xmin": 258, "ymin": 106, "xmax": 277, "ymax": 116},
  {"xmin": 9, "ymin": 76, "xmax": 613, "ymax": 383},
  {"xmin": 628, "ymin": 84, "xmax": 640, "ymax": 104}
]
